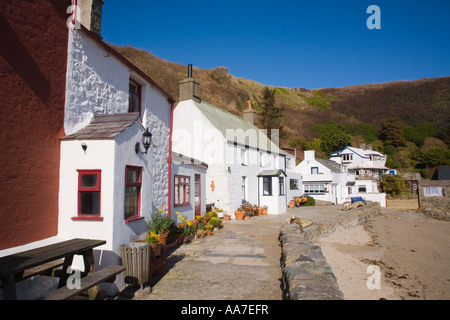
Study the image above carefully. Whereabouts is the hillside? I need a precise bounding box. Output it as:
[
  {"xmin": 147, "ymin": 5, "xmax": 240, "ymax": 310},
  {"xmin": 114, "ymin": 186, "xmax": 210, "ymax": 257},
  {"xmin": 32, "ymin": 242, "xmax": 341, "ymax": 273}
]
[{"xmin": 112, "ymin": 44, "xmax": 450, "ymax": 175}]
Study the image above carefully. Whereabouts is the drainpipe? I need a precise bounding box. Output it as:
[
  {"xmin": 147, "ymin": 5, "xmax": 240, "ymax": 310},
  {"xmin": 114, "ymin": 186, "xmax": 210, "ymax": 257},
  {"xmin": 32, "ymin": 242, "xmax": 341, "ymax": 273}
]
[{"xmin": 167, "ymin": 101, "xmax": 175, "ymax": 218}]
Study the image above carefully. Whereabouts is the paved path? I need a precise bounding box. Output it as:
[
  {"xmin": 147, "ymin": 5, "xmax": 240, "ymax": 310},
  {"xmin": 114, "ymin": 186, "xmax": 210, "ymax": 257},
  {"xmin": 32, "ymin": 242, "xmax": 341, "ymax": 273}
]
[{"xmin": 122, "ymin": 206, "xmax": 349, "ymax": 300}]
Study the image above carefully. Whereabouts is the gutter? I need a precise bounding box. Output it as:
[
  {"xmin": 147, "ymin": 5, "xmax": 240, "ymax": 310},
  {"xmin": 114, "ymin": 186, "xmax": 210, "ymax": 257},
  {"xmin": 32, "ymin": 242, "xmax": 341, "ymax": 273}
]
[{"xmin": 167, "ymin": 101, "xmax": 175, "ymax": 218}]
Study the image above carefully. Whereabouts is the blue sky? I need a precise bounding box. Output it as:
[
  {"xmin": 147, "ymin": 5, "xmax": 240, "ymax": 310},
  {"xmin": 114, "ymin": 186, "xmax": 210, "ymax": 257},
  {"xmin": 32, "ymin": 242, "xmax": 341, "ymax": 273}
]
[{"xmin": 101, "ymin": 0, "xmax": 450, "ymax": 89}]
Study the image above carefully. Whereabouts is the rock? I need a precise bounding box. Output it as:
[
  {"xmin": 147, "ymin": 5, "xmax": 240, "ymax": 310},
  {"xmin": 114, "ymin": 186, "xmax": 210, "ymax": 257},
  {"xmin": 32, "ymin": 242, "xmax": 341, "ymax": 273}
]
[{"xmin": 342, "ymin": 202, "xmax": 352, "ymax": 211}]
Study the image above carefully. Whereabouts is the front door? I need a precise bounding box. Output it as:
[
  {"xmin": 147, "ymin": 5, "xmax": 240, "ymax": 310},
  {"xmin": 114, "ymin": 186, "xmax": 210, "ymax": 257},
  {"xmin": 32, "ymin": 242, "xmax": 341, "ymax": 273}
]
[{"xmin": 195, "ymin": 174, "xmax": 201, "ymax": 215}]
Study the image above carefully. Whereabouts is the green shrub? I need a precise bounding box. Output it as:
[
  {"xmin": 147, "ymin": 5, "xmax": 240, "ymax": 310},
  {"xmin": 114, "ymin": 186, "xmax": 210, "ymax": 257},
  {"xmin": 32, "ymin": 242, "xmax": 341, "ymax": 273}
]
[{"xmin": 303, "ymin": 195, "xmax": 316, "ymax": 206}]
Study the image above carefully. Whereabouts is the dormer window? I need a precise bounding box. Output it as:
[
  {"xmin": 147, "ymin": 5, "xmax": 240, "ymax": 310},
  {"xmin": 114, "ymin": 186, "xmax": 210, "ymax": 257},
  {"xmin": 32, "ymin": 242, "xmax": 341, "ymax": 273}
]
[
  {"xmin": 342, "ymin": 154, "xmax": 353, "ymax": 161},
  {"xmin": 129, "ymin": 79, "xmax": 141, "ymax": 113}
]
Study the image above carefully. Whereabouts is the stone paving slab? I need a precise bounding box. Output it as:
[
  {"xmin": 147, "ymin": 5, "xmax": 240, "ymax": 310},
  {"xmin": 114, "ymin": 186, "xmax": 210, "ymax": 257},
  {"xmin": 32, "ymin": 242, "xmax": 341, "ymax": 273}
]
[{"xmin": 115, "ymin": 204, "xmax": 377, "ymax": 300}]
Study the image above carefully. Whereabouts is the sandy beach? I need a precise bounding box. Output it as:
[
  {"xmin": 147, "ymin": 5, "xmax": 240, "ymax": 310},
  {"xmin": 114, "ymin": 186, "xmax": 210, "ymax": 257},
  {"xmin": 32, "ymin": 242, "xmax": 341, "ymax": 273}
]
[{"xmin": 318, "ymin": 208, "xmax": 450, "ymax": 300}]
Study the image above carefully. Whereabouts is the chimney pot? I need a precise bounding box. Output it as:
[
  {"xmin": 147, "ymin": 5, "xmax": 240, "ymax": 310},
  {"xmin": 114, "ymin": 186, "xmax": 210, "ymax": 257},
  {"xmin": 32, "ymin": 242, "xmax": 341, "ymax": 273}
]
[{"xmin": 188, "ymin": 64, "xmax": 193, "ymax": 78}]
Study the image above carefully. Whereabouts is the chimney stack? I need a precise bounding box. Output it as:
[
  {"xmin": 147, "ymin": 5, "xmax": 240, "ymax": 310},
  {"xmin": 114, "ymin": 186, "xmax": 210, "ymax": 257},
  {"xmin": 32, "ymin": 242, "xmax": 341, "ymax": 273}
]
[
  {"xmin": 77, "ymin": 0, "xmax": 103, "ymax": 37},
  {"xmin": 243, "ymin": 100, "xmax": 259, "ymax": 126},
  {"xmin": 179, "ymin": 64, "xmax": 201, "ymax": 102}
]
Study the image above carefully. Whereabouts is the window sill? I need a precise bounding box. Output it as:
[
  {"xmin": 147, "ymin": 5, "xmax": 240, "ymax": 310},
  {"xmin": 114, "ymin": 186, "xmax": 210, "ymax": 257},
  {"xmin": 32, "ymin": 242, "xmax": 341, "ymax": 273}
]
[
  {"xmin": 125, "ymin": 216, "xmax": 145, "ymax": 223},
  {"xmin": 72, "ymin": 216, "xmax": 104, "ymax": 221},
  {"xmin": 174, "ymin": 203, "xmax": 191, "ymax": 208}
]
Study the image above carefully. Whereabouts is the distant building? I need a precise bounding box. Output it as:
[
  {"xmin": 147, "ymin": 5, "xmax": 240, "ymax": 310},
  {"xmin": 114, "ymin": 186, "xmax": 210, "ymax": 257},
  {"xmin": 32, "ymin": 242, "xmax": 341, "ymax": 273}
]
[
  {"xmin": 295, "ymin": 150, "xmax": 387, "ymax": 207},
  {"xmin": 330, "ymin": 145, "xmax": 390, "ymax": 179}
]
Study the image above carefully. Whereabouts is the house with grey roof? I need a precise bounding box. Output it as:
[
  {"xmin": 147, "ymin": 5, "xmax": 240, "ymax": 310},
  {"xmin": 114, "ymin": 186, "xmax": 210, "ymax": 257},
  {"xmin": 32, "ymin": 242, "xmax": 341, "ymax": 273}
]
[
  {"xmin": 294, "ymin": 150, "xmax": 387, "ymax": 206},
  {"xmin": 172, "ymin": 66, "xmax": 289, "ymax": 216},
  {"xmin": 294, "ymin": 150, "xmax": 349, "ymax": 204}
]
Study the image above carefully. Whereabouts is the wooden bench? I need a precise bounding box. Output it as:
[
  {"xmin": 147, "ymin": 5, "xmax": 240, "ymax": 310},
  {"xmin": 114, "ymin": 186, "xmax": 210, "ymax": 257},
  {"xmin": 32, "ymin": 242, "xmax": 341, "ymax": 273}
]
[
  {"xmin": 0, "ymin": 259, "xmax": 64, "ymax": 288},
  {"xmin": 39, "ymin": 265, "xmax": 125, "ymax": 300}
]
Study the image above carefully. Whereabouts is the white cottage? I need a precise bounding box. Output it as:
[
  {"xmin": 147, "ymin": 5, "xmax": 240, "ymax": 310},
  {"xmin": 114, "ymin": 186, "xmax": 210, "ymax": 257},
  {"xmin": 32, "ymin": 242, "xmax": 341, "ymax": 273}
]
[
  {"xmin": 330, "ymin": 145, "xmax": 389, "ymax": 179},
  {"xmin": 58, "ymin": 24, "xmax": 175, "ymax": 292},
  {"xmin": 172, "ymin": 67, "xmax": 288, "ymax": 216},
  {"xmin": 295, "ymin": 150, "xmax": 349, "ymax": 204}
]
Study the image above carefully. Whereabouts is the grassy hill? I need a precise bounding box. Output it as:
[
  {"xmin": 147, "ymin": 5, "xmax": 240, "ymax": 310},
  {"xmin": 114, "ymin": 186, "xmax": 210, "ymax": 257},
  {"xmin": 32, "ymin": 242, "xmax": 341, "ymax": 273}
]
[{"xmin": 112, "ymin": 44, "xmax": 450, "ymax": 175}]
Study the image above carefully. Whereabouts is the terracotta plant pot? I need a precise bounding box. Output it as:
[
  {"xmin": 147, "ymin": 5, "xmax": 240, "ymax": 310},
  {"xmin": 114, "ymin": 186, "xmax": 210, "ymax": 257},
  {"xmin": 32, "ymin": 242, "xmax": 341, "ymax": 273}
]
[
  {"xmin": 206, "ymin": 230, "xmax": 212, "ymax": 236},
  {"xmin": 158, "ymin": 232, "xmax": 169, "ymax": 245},
  {"xmin": 150, "ymin": 242, "xmax": 162, "ymax": 258},
  {"xmin": 288, "ymin": 200, "xmax": 295, "ymax": 208},
  {"xmin": 235, "ymin": 211, "xmax": 245, "ymax": 220},
  {"xmin": 261, "ymin": 208, "xmax": 268, "ymax": 215},
  {"xmin": 223, "ymin": 214, "xmax": 231, "ymax": 221}
]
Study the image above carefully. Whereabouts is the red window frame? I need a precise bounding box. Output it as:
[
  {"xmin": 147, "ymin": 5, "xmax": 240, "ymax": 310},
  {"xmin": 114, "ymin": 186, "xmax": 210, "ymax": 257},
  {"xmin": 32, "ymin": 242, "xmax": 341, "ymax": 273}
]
[
  {"xmin": 73, "ymin": 170, "xmax": 103, "ymax": 221},
  {"xmin": 174, "ymin": 175, "xmax": 190, "ymax": 207},
  {"xmin": 124, "ymin": 165, "xmax": 143, "ymax": 223}
]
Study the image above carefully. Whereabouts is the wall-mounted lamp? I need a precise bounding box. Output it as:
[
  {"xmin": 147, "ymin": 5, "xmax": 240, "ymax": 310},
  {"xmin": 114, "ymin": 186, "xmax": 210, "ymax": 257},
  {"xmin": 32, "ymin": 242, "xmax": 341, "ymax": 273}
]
[
  {"xmin": 81, "ymin": 142, "xmax": 87, "ymax": 154},
  {"xmin": 135, "ymin": 128, "xmax": 153, "ymax": 155}
]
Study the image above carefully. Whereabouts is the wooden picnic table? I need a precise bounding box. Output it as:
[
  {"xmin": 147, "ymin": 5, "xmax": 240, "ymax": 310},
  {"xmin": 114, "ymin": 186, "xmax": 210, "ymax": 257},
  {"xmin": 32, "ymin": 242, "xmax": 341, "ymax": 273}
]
[{"xmin": 0, "ymin": 238, "xmax": 107, "ymax": 300}]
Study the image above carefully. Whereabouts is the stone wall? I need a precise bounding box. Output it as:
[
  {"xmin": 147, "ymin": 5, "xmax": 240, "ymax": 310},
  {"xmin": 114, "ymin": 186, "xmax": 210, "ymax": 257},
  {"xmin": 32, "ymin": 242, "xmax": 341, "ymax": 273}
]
[
  {"xmin": 278, "ymin": 202, "xmax": 381, "ymax": 300},
  {"xmin": 418, "ymin": 185, "xmax": 450, "ymax": 221}
]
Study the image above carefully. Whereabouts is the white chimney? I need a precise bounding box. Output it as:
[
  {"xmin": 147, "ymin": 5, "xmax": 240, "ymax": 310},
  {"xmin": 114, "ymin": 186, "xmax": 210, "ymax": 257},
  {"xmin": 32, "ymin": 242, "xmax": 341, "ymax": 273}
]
[{"xmin": 304, "ymin": 150, "xmax": 315, "ymax": 161}]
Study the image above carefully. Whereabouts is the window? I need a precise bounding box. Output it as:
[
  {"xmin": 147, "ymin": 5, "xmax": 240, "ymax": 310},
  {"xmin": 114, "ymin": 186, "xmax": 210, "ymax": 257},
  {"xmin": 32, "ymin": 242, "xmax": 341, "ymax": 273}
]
[
  {"xmin": 242, "ymin": 176, "xmax": 247, "ymax": 201},
  {"xmin": 304, "ymin": 184, "xmax": 325, "ymax": 194},
  {"xmin": 263, "ymin": 177, "xmax": 272, "ymax": 196},
  {"xmin": 125, "ymin": 166, "xmax": 142, "ymax": 221},
  {"xmin": 174, "ymin": 175, "xmax": 190, "ymax": 206},
  {"xmin": 424, "ymin": 186, "xmax": 444, "ymax": 197},
  {"xmin": 129, "ymin": 79, "xmax": 141, "ymax": 113},
  {"xmin": 358, "ymin": 185, "xmax": 367, "ymax": 193},
  {"xmin": 241, "ymin": 148, "xmax": 249, "ymax": 166},
  {"xmin": 311, "ymin": 167, "xmax": 319, "ymax": 175},
  {"xmin": 260, "ymin": 152, "xmax": 265, "ymax": 167},
  {"xmin": 343, "ymin": 154, "xmax": 353, "ymax": 161},
  {"xmin": 286, "ymin": 158, "xmax": 292, "ymax": 169},
  {"xmin": 290, "ymin": 179, "xmax": 299, "ymax": 190},
  {"xmin": 75, "ymin": 170, "xmax": 102, "ymax": 221},
  {"xmin": 279, "ymin": 177, "xmax": 285, "ymax": 195}
]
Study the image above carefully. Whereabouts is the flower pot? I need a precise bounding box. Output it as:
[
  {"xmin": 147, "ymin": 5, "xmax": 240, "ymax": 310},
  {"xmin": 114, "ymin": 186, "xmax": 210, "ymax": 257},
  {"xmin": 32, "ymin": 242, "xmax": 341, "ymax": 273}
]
[
  {"xmin": 223, "ymin": 214, "xmax": 231, "ymax": 221},
  {"xmin": 261, "ymin": 208, "xmax": 268, "ymax": 215},
  {"xmin": 288, "ymin": 200, "xmax": 295, "ymax": 208},
  {"xmin": 235, "ymin": 211, "xmax": 245, "ymax": 220},
  {"xmin": 158, "ymin": 232, "xmax": 169, "ymax": 245},
  {"xmin": 150, "ymin": 242, "xmax": 162, "ymax": 258},
  {"xmin": 176, "ymin": 233, "xmax": 184, "ymax": 244},
  {"xmin": 206, "ymin": 230, "xmax": 212, "ymax": 236}
]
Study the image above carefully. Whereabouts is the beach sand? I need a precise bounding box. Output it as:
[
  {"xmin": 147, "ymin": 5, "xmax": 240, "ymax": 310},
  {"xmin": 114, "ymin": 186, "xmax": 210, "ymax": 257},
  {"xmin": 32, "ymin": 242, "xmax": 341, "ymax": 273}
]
[{"xmin": 318, "ymin": 208, "xmax": 450, "ymax": 300}]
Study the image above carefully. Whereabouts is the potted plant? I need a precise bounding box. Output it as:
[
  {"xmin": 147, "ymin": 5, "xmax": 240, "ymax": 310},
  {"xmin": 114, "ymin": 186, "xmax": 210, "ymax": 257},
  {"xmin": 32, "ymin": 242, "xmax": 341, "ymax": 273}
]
[
  {"xmin": 234, "ymin": 207, "xmax": 245, "ymax": 220},
  {"xmin": 261, "ymin": 206, "xmax": 268, "ymax": 215},
  {"xmin": 147, "ymin": 208, "xmax": 175, "ymax": 245},
  {"xmin": 146, "ymin": 231, "xmax": 161, "ymax": 257},
  {"xmin": 205, "ymin": 224, "xmax": 214, "ymax": 236},
  {"xmin": 182, "ymin": 222, "xmax": 196, "ymax": 243}
]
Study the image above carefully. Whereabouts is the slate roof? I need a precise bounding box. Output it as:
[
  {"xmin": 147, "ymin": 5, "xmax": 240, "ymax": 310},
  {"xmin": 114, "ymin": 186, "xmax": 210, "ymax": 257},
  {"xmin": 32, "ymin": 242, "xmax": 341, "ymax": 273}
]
[
  {"xmin": 315, "ymin": 158, "xmax": 344, "ymax": 173},
  {"xmin": 62, "ymin": 113, "xmax": 141, "ymax": 140},
  {"xmin": 194, "ymin": 100, "xmax": 287, "ymax": 156},
  {"xmin": 257, "ymin": 169, "xmax": 287, "ymax": 177}
]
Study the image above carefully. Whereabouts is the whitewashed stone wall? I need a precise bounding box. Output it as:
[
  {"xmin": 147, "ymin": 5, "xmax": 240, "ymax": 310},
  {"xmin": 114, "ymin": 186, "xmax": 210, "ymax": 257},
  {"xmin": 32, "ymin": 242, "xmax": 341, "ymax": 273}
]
[{"xmin": 60, "ymin": 28, "xmax": 172, "ymax": 294}]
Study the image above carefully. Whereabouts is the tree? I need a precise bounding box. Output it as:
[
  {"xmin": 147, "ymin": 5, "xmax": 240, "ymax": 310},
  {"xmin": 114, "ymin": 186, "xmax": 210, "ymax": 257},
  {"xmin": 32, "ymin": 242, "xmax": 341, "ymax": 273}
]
[
  {"xmin": 380, "ymin": 175, "xmax": 409, "ymax": 197},
  {"xmin": 258, "ymin": 87, "xmax": 285, "ymax": 140},
  {"xmin": 320, "ymin": 130, "xmax": 351, "ymax": 157},
  {"xmin": 379, "ymin": 113, "xmax": 405, "ymax": 147},
  {"xmin": 422, "ymin": 147, "xmax": 450, "ymax": 166}
]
